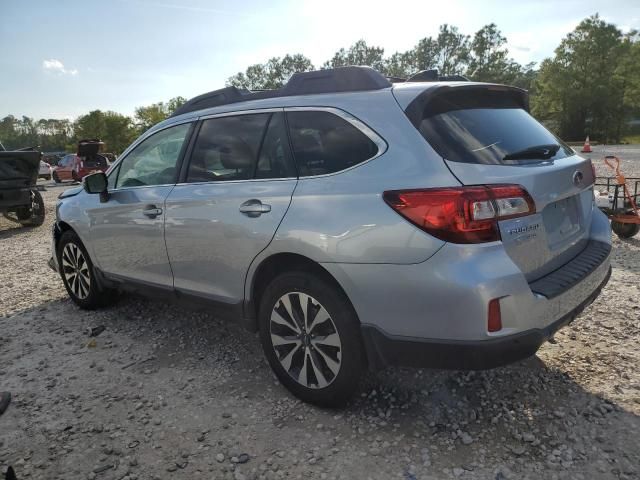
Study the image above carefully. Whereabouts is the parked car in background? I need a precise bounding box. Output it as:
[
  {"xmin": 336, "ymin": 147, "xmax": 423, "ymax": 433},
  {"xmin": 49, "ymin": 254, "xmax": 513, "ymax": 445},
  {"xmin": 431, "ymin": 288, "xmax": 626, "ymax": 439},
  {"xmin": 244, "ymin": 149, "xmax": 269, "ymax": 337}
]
[
  {"xmin": 42, "ymin": 152, "xmax": 66, "ymax": 166},
  {"xmin": 53, "ymin": 139, "xmax": 109, "ymax": 183},
  {"xmin": 39, "ymin": 159, "xmax": 52, "ymax": 180},
  {"xmin": 50, "ymin": 67, "xmax": 612, "ymax": 406}
]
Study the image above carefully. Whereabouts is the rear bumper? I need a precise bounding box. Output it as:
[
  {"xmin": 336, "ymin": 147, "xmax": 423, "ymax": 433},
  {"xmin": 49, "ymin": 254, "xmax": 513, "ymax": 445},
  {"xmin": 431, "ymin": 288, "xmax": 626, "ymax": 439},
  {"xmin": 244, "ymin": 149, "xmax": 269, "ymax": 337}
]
[{"xmin": 361, "ymin": 265, "xmax": 611, "ymax": 370}]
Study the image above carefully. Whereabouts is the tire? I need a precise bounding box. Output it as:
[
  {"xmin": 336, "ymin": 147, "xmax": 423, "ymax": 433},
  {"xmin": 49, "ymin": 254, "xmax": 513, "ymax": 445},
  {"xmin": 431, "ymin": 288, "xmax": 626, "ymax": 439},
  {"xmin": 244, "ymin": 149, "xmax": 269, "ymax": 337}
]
[
  {"xmin": 72, "ymin": 171, "xmax": 80, "ymax": 183},
  {"xmin": 45, "ymin": 175, "xmax": 51, "ymax": 181},
  {"xmin": 17, "ymin": 190, "xmax": 45, "ymax": 227},
  {"xmin": 612, "ymin": 220, "xmax": 640, "ymax": 239},
  {"xmin": 258, "ymin": 271, "xmax": 365, "ymax": 407},
  {"xmin": 52, "ymin": 172, "xmax": 61, "ymax": 183},
  {"xmin": 57, "ymin": 230, "xmax": 116, "ymax": 309}
]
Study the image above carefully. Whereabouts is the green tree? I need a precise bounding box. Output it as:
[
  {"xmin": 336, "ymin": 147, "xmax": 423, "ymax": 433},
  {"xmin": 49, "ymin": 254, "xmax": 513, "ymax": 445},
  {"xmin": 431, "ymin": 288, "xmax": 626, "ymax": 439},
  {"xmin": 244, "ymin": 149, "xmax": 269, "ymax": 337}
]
[
  {"xmin": 466, "ymin": 23, "xmax": 522, "ymax": 84},
  {"xmin": 75, "ymin": 110, "xmax": 136, "ymax": 154},
  {"xmin": 323, "ymin": 40, "xmax": 385, "ymax": 71},
  {"xmin": 533, "ymin": 15, "xmax": 631, "ymax": 142},
  {"xmin": 227, "ymin": 54, "xmax": 314, "ymax": 89},
  {"xmin": 134, "ymin": 96, "xmax": 187, "ymax": 132},
  {"xmin": 383, "ymin": 52, "xmax": 415, "ymax": 78}
]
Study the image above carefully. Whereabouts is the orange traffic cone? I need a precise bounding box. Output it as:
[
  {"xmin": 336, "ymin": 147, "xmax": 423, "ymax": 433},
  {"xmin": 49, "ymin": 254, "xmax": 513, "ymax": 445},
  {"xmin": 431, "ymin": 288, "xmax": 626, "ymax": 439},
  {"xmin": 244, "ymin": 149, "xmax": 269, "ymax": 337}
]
[{"xmin": 581, "ymin": 136, "xmax": 592, "ymax": 153}]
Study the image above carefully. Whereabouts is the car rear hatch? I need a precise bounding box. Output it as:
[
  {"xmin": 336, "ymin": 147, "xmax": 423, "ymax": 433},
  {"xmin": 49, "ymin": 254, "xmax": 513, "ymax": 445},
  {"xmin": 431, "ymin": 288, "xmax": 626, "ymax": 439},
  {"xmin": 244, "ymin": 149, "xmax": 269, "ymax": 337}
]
[
  {"xmin": 77, "ymin": 139, "xmax": 107, "ymax": 169},
  {"xmin": 398, "ymin": 83, "xmax": 595, "ymax": 282}
]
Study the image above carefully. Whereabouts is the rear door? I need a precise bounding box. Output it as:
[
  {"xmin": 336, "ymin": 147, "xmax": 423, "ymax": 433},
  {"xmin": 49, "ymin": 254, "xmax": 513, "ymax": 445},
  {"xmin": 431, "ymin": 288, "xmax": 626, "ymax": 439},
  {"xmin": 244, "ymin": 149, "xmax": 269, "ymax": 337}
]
[
  {"xmin": 164, "ymin": 110, "xmax": 298, "ymax": 306},
  {"xmin": 405, "ymin": 86, "xmax": 594, "ymax": 281}
]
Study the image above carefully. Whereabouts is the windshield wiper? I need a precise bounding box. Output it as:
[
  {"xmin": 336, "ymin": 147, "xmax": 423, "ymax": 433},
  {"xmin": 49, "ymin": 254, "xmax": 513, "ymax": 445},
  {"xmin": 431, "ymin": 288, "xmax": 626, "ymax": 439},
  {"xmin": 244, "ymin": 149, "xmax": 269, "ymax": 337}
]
[{"xmin": 502, "ymin": 144, "xmax": 560, "ymax": 161}]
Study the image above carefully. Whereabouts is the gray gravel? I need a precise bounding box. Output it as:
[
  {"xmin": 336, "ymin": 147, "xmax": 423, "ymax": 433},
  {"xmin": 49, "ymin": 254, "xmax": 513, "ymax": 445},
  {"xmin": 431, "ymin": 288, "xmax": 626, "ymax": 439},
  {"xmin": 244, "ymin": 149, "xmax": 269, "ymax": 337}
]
[{"xmin": 1, "ymin": 148, "xmax": 639, "ymax": 479}]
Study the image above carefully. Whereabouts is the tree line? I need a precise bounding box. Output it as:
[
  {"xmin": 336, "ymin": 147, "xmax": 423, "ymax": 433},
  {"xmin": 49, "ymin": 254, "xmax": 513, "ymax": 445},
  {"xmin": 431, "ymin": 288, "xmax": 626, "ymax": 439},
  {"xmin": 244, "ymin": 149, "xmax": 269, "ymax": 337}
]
[
  {"xmin": 1, "ymin": 14, "xmax": 638, "ymax": 156},
  {"xmin": 0, "ymin": 97, "xmax": 187, "ymax": 156}
]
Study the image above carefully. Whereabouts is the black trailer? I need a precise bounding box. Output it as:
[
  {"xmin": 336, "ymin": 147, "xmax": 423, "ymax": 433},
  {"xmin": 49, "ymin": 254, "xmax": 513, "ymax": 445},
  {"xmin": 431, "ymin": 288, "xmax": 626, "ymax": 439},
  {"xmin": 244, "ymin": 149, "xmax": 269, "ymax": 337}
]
[{"xmin": 0, "ymin": 145, "xmax": 45, "ymax": 227}]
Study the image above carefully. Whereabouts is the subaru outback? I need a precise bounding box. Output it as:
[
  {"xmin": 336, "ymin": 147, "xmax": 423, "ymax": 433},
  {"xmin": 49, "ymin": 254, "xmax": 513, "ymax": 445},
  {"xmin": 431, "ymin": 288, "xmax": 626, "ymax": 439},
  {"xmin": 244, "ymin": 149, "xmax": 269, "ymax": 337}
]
[{"xmin": 50, "ymin": 67, "xmax": 611, "ymax": 406}]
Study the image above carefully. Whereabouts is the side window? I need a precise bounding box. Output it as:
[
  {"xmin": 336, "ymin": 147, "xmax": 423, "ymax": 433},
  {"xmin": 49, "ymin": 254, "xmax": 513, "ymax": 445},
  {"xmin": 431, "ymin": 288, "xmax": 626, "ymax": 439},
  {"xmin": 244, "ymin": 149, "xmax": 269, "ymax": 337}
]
[
  {"xmin": 186, "ymin": 113, "xmax": 269, "ymax": 183},
  {"xmin": 255, "ymin": 113, "xmax": 296, "ymax": 179},
  {"xmin": 286, "ymin": 111, "xmax": 379, "ymax": 177},
  {"xmin": 115, "ymin": 123, "xmax": 191, "ymax": 189}
]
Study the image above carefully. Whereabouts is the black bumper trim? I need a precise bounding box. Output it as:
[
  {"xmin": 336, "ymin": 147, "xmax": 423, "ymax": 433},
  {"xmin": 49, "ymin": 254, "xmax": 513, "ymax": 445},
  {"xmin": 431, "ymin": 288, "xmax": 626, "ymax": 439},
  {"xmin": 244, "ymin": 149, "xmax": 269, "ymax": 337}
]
[
  {"xmin": 529, "ymin": 240, "xmax": 611, "ymax": 299},
  {"xmin": 361, "ymin": 265, "xmax": 611, "ymax": 371}
]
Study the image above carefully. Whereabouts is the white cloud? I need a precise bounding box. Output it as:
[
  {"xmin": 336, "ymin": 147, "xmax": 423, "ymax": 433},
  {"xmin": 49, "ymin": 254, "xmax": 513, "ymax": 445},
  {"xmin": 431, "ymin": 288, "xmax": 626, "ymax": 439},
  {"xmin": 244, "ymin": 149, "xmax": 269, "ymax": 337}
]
[{"xmin": 42, "ymin": 59, "xmax": 78, "ymax": 76}]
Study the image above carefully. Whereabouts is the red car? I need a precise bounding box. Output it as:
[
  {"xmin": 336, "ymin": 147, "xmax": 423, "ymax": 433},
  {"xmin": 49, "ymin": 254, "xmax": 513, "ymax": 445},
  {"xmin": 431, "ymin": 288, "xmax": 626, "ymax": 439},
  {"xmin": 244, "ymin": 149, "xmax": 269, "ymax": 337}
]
[{"xmin": 53, "ymin": 139, "xmax": 109, "ymax": 183}]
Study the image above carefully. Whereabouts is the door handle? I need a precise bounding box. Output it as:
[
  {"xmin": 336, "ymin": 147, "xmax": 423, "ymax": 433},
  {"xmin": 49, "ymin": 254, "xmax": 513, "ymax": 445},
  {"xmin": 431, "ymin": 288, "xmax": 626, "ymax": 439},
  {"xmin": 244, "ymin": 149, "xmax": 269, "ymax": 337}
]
[
  {"xmin": 142, "ymin": 206, "xmax": 163, "ymax": 218},
  {"xmin": 239, "ymin": 199, "xmax": 271, "ymax": 217}
]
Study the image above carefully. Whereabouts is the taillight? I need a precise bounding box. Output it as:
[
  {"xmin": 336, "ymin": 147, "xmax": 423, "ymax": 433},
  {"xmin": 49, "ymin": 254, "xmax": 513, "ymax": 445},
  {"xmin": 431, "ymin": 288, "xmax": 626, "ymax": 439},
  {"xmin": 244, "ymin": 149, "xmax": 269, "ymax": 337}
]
[{"xmin": 383, "ymin": 185, "xmax": 535, "ymax": 244}]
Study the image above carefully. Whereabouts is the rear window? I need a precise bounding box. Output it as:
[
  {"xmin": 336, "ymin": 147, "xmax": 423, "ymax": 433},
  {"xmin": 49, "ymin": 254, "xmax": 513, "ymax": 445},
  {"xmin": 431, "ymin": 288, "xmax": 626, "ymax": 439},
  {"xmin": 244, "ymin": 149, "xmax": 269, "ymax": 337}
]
[
  {"xmin": 416, "ymin": 89, "xmax": 573, "ymax": 165},
  {"xmin": 84, "ymin": 155, "xmax": 108, "ymax": 168},
  {"xmin": 287, "ymin": 111, "xmax": 379, "ymax": 176}
]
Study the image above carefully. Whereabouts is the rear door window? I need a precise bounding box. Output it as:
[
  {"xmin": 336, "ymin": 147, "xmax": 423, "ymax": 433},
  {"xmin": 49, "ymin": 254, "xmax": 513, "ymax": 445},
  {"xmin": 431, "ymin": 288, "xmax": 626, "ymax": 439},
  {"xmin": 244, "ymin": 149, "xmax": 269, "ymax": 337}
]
[
  {"xmin": 186, "ymin": 114, "xmax": 270, "ymax": 182},
  {"xmin": 286, "ymin": 110, "xmax": 379, "ymax": 177},
  {"xmin": 416, "ymin": 89, "xmax": 574, "ymax": 165}
]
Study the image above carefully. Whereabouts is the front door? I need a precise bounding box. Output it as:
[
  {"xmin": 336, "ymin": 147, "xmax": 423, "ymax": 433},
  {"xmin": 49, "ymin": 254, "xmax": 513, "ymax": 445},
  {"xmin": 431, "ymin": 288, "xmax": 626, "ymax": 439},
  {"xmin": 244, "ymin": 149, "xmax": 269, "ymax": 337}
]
[
  {"xmin": 86, "ymin": 122, "xmax": 194, "ymax": 287},
  {"xmin": 164, "ymin": 111, "xmax": 298, "ymax": 306}
]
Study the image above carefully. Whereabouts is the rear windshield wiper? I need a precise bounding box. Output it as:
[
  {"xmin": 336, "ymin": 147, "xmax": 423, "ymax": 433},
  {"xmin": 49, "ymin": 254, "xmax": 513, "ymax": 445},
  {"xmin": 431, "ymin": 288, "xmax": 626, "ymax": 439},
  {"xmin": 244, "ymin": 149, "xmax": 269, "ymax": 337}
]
[{"xmin": 502, "ymin": 144, "xmax": 560, "ymax": 161}]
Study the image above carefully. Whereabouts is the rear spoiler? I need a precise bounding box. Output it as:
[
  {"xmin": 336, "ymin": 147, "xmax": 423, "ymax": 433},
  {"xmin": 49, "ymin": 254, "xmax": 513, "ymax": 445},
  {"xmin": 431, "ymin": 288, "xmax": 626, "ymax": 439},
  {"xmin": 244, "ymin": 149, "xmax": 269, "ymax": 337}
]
[{"xmin": 403, "ymin": 83, "xmax": 530, "ymax": 129}]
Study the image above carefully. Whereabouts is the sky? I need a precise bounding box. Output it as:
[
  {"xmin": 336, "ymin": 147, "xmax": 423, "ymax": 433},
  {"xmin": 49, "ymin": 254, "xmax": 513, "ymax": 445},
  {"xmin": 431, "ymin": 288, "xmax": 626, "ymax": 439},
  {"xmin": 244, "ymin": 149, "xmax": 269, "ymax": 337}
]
[{"xmin": 1, "ymin": 0, "xmax": 639, "ymax": 119}]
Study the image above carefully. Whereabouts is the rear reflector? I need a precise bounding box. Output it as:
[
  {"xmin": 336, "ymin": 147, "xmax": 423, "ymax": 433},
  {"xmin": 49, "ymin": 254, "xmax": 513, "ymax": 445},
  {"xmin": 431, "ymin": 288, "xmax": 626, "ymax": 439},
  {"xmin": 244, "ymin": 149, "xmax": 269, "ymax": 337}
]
[
  {"xmin": 383, "ymin": 185, "xmax": 535, "ymax": 243},
  {"xmin": 487, "ymin": 298, "xmax": 502, "ymax": 332}
]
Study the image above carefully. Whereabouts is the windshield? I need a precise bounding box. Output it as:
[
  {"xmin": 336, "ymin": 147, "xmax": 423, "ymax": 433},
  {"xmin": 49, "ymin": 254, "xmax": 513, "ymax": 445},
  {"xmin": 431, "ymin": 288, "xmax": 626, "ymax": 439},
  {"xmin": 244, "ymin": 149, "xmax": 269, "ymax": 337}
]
[{"xmin": 417, "ymin": 90, "xmax": 574, "ymax": 165}]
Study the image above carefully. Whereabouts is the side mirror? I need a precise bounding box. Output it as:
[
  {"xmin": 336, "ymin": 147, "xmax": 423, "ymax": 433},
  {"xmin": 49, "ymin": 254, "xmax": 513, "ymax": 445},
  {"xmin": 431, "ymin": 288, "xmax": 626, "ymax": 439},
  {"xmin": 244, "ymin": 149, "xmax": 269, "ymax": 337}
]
[{"xmin": 83, "ymin": 172, "xmax": 109, "ymax": 202}]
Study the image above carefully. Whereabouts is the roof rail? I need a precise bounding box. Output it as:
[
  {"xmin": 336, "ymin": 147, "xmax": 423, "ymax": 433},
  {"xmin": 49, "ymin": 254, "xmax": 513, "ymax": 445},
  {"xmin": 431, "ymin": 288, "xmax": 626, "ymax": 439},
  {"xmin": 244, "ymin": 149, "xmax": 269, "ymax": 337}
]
[{"xmin": 171, "ymin": 66, "xmax": 392, "ymax": 117}]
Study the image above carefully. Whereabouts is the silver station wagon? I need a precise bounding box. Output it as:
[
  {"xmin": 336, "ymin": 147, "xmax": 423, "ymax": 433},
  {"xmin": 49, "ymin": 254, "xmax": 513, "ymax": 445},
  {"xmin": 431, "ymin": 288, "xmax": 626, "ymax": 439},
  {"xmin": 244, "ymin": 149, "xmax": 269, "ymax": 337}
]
[{"xmin": 50, "ymin": 67, "xmax": 611, "ymax": 406}]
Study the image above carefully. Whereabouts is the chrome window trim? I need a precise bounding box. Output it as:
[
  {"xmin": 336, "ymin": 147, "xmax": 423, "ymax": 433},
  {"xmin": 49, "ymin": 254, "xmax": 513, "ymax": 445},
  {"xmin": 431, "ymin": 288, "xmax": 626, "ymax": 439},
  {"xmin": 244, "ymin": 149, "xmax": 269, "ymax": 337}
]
[
  {"xmin": 107, "ymin": 183, "xmax": 176, "ymax": 193},
  {"xmin": 174, "ymin": 177, "xmax": 298, "ymax": 187},
  {"xmin": 174, "ymin": 106, "xmax": 388, "ymax": 186},
  {"xmin": 197, "ymin": 107, "xmax": 283, "ymax": 120}
]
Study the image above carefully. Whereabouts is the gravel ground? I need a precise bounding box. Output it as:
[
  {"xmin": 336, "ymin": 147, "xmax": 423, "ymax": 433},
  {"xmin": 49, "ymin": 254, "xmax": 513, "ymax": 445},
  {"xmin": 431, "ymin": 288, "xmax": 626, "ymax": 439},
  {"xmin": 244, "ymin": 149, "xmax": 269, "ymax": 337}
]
[{"xmin": 1, "ymin": 146, "xmax": 639, "ymax": 480}]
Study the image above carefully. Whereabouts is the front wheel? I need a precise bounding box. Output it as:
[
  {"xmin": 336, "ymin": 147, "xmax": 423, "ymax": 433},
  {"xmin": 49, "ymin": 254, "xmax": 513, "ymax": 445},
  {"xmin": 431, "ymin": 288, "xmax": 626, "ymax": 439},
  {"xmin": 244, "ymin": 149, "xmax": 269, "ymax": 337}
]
[
  {"xmin": 57, "ymin": 230, "xmax": 116, "ymax": 309},
  {"xmin": 258, "ymin": 271, "xmax": 365, "ymax": 407},
  {"xmin": 612, "ymin": 220, "xmax": 640, "ymax": 239}
]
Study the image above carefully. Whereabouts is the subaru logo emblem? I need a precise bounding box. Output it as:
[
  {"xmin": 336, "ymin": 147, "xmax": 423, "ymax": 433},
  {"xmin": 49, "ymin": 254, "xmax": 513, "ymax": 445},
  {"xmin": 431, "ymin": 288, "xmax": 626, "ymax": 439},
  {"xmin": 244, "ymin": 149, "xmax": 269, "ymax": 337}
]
[{"xmin": 573, "ymin": 171, "xmax": 584, "ymax": 186}]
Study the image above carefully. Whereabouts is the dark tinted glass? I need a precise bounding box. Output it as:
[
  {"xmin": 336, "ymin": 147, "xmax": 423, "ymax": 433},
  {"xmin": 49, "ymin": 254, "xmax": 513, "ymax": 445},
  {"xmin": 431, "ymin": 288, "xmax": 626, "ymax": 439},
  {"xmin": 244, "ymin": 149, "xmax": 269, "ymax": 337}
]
[
  {"xmin": 287, "ymin": 111, "xmax": 378, "ymax": 177},
  {"xmin": 418, "ymin": 90, "xmax": 573, "ymax": 165},
  {"xmin": 255, "ymin": 113, "xmax": 296, "ymax": 179},
  {"xmin": 187, "ymin": 114, "xmax": 269, "ymax": 183},
  {"xmin": 84, "ymin": 155, "xmax": 108, "ymax": 168}
]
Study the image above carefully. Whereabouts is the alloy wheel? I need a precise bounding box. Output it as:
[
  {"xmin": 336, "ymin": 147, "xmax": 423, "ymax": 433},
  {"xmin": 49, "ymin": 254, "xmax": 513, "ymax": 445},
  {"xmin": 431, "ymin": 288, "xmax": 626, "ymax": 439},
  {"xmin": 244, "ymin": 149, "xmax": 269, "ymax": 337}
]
[
  {"xmin": 61, "ymin": 243, "xmax": 91, "ymax": 299},
  {"xmin": 270, "ymin": 292, "xmax": 342, "ymax": 389}
]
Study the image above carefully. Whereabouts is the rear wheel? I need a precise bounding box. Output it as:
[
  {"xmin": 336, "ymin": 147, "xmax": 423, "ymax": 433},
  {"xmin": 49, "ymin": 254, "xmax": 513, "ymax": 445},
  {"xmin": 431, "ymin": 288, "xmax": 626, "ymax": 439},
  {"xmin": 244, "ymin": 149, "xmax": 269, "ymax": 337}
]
[
  {"xmin": 57, "ymin": 230, "xmax": 116, "ymax": 309},
  {"xmin": 52, "ymin": 172, "xmax": 61, "ymax": 183},
  {"xmin": 258, "ymin": 271, "xmax": 365, "ymax": 407},
  {"xmin": 17, "ymin": 190, "xmax": 45, "ymax": 227},
  {"xmin": 612, "ymin": 220, "xmax": 640, "ymax": 239}
]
